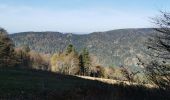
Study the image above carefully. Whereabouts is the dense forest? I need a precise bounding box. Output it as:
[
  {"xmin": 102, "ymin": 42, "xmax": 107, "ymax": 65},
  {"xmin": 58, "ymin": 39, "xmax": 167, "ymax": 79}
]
[{"xmin": 10, "ymin": 28, "xmax": 155, "ymax": 71}]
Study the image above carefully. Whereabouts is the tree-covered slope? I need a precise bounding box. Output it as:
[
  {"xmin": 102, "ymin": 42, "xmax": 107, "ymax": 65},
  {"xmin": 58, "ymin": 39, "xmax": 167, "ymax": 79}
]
[{"xmin": 10, "ymin": 28, "xmax": 155, "ymax": 69}]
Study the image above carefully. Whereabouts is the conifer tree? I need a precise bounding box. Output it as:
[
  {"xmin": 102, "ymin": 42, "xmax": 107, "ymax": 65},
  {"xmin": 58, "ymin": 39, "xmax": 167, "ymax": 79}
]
[
  {"xmin": 79, "ymin": 48, "xmax": 91, "ymax": 76},
  {"xmin": 79, "ymin": 54, "xmax": 84, "ymax": 75},
  {"xmin": 65, "ymin": 44, "xmax": 75, "ymax": 55}
]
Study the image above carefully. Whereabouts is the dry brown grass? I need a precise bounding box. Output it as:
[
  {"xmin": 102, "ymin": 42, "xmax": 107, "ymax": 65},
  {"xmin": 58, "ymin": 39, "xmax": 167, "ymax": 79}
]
[{"xmin": 76, "ymin": 75, "xmax": 155, "ymax": 88}]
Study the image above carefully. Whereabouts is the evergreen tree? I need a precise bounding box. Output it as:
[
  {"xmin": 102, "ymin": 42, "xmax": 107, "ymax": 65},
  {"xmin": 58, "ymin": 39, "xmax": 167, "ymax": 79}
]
[
  {"xmin": 79, "ymin": 48, "xmax": 91, "ymax": 76},
  {"xmin": 65, "ymin": 44, "xmax": 75, "ymax": 55},
  {"xmin": 79, "ymin": 54, "xmax": 84, "ymax": 75}
]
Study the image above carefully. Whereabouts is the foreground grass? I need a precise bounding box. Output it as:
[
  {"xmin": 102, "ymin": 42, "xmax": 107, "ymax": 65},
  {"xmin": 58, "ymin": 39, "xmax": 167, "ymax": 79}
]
[{"xmin": 0, "ymin": 68, "xmax": 169, "ymax": 100}]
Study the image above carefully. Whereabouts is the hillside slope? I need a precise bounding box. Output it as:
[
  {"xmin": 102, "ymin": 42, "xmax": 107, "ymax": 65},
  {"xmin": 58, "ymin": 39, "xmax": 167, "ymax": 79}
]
[
  {"xmin": 10, "ymin": 28, "xmax": 155, "ymax": 69},
  {"xmin": 0, "ymin": 68, "xmax": 168, "ymax": 100}
]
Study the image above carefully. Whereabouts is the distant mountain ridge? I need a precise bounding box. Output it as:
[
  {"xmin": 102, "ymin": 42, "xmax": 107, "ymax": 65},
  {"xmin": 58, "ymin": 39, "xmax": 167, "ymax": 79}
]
[{"xmin": 10, "ymin": 28, "xmax": 155, "ymax": 70}]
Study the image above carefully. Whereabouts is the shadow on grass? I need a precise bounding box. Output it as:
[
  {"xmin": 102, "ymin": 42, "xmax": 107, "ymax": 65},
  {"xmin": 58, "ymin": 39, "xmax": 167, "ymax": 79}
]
[{"xmin": 0, "ymin": 67, "xmax": 169, "ymax": 100}]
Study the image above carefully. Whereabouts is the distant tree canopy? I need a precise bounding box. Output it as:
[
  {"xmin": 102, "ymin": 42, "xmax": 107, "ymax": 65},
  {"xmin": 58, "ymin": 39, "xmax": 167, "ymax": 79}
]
[
  {"xmin": 10, "ymin": 29, "xmax": 155, "ymax": 69},
  {"xmin": 145, "ymin": 12, "xmax": 170, "ymax": 90},
  {"xmin": 0, "ymin": 28, "xmax": 17, "ymax": 67}
]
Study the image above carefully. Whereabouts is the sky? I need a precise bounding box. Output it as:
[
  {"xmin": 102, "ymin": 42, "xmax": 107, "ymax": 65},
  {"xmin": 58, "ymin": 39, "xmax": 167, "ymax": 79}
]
[{"xmin": 0, "ymin": 0, "xmax": 170, "ymax": 33}]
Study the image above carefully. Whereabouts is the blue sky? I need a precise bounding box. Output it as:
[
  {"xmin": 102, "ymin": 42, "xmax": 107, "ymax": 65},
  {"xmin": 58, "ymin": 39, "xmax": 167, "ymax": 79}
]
[{"xmin": 0, "ymin": 0, "xmax": 170, "ymax": 33}]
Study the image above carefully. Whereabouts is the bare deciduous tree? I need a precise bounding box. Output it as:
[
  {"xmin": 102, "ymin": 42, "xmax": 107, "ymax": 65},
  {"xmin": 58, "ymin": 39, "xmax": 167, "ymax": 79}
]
[{"xmin": 145, "ymin": 11, "xmax": 170, "ymax": 90}]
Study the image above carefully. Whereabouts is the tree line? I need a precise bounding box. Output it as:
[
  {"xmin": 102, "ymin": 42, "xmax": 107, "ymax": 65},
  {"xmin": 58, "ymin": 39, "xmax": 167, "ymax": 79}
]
[{"xmin": 51, "ymin": 44, "xmax": 104, "ymax": 77}]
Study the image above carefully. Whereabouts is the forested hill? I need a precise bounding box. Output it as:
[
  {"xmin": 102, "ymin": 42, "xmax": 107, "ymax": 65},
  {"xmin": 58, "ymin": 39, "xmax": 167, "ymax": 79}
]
[{"xmin": 10, "ymin": 28, "xmax": 155, "ymax": 69}]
